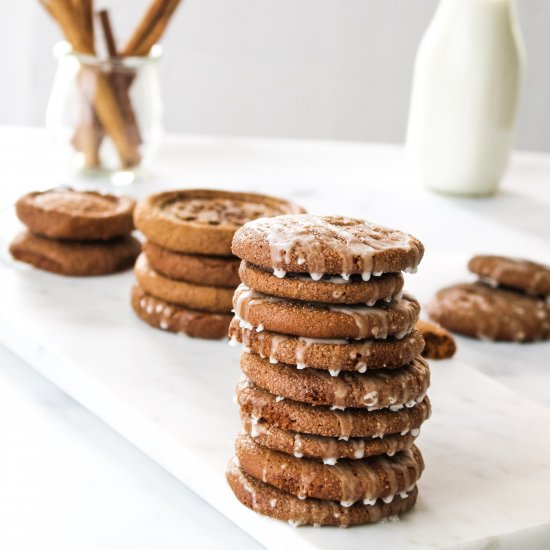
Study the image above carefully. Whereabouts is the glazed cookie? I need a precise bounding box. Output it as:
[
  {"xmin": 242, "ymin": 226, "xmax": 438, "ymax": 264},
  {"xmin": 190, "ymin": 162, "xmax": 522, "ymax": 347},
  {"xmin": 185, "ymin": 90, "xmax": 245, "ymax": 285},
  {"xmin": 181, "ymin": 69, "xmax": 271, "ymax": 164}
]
[
  {"xmin": 232, "ymin": 214, "xmax": 424, "ymax": 278},
  {"xmin": 134, "ymin": 189, "xmax": 304, "ymax": 256},
  {"xmin": 416, "ymin": 319, "xmax": 457, "ymax": 360},
  {"xmin": 236, "ymin": 435, "xmax": 424, "ymax": 504},
  {"xmin": 131, "ymin": 284, "xmax": 232, "ymax": 339},
  {"xmin": 427, "ymin": 282, "xmax": 550, "ymax": 342},
  {"xmin": 144, "ymin": 241, "xmax": 241, "ymax": 287},
  {"xmin": 229, "ymin": 321, "xmax": 424, "ymax": 372},
  {"xmin": 10, "ymin": 231, "xmax": 140, "ymax": 276},
  {"xmin": 227, "ymin": 460, "xmax": 418, "ymax": 527},
  {"xmin": 239, "ymin": 261, "xmax": 404, "ymax": 304},
  {"xmin": 230, "ymin": 321, "xmax": 424, "ymax": 373},
  {"xmin": 240, "ymin": 352, "xmax": 430, "ymax": 410},
  {"xmin": 469, "ymin": 255, "xmax": 550, "ymax": 297},
  {"xmin": 241, "ymin": 414, "xmax": 418, "ymax": 463},
  {"xmin": 233, "ymin": 284, "xmax": 420, "ymax": 339},
  {"xmin": 16, "ymin": 188, "xmax": 135, "ymax": 240},
  {"xmin": 237, "ymin": 380, "xmax": 431, "ymax": 440},
  {"xmin": 134, "ymin": 253, "xmax": 234, "ymax": 313}
]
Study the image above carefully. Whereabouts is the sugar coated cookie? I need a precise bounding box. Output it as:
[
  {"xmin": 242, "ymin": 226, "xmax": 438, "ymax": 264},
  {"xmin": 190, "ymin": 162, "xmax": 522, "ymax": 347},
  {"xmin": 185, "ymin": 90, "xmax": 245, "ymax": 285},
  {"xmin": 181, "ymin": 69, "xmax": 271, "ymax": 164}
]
[
  {"xmin": 233, "ymin": 284, "xmax": 420, "ymax": 339},
  {"xmin": 427, "ymin": 282, "xmax": 550, "ymax": 342},
  {"xmin": 226, "ymin": 459, "xmax": 418, "ymax": 527},
  {"xmin": 232, "ymin": 214, "xmax": 424, "ymax": 278},
  {"xmin": 469, "ymin": 255, "xmax": 550, "ymax": 297}
]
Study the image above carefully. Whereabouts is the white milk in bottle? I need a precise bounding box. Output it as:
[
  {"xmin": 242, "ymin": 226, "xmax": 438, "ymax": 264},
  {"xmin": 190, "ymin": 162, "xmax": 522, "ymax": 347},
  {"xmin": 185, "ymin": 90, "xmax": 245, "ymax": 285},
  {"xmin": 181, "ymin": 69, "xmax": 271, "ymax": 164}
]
[{"xmin": 406, "ymin": 0, "xmax": 525, "ymax": 196}]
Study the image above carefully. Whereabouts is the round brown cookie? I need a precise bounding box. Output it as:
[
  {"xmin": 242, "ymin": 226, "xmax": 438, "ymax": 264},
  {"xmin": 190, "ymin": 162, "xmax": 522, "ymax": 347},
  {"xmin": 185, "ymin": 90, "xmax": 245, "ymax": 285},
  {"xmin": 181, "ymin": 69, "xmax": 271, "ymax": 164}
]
[
  {"xmin": 16, "ymin": 188, "xmax": 135, "ymax": 241},
  {"xmin": 241, "ymin": 414, "xmax": 418, "ymax": 463},
  {"xmin": 229, "ymin": 321, "xmax": 424, "ymax": 372},
  {"xmin": 427, "ymin": 282, "xmax": 550, "ymax": 342},
  {"xmin": 236, "ymin": 435, "xmax": 424, "ymax": 504},
  {"xmin": 239, "ymin": 261, "xmax": 404, "ymax": 304},
  {"xmin": 232, "ymin": 214, "xmax": 424, "ymax": 277},
  {"xmin": 236, "ymin": 380, "xmax": 431, "ymax": 439},
  {"xmin": 134, "ymin": 253, "xmax": 233, "ymax": 313},
  {"xmin": 227, "ymin": 460, "xmax": 419, "ymax": 527},
  {"xmin": 469, "ymin": 255, "xmax": 550, "ymax": 297},
  {"xmin": 144, "ymin": 241, "xmax": 240, "ymax": 287},
  {"xmin": 9, "ymin": 231, "xmax": 140, "ymax": 276},
  {"xmin": 134, "ymin": 189, "xmax": 304, "ymax": 256},
  {"xmin": 131, "ymin": 284, "xmax": 232, "ymax": 339},
  {"xmin": 233, "ymin": 284, "xmax": 420, "ymax": 339},
  {"xmin": 240, "ymin": 352, "xmax": 430, "ymax": 410}
]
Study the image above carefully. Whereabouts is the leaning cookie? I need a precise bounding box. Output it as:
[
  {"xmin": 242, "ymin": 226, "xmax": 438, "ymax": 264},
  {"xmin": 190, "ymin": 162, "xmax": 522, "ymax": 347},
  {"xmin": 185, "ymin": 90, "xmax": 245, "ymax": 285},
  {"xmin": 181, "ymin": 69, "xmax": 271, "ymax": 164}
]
[
  {"xmin": 16, "ymin": 188, "xmax": 135, "ymax": 241},
  {"xmin": 143, "ymin": 241, "xmax": 241, "ymax": 287},
  {"xmin": 232, "ymin": 214, "xmax": 424, "ymax": 277},
  {"xmin": 239, "ymin": 261, "xmax": 404, "ymax": 304},
  {"xmin": 226, "ymin": 460, "xmax": 418, "ymax": 527},
  {"xmin": 10, "ymin": 231, "xmax": 140, "ymax": 276},
  {"xmin": 427, "ymin": 282, "xmax": 550, "ymax": 342},
  {"xmin": 131, "ymin": 284, "xmax": 232, "ymax": 339},
  {"xmin": 469, "ymin": 255, "xmax": 550, "ymax": 297},
  {"xmin": 416, "ymin": 319, "xmax": 456, "ymax": 360}
]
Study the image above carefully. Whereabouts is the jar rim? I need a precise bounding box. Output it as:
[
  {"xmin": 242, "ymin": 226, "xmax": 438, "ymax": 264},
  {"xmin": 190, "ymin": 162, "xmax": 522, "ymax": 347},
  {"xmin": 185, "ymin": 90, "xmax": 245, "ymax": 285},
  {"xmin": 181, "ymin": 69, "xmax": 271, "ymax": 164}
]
[{"xmin": 53, "ymin": 41, "xmax": 162, "ymax": 68}]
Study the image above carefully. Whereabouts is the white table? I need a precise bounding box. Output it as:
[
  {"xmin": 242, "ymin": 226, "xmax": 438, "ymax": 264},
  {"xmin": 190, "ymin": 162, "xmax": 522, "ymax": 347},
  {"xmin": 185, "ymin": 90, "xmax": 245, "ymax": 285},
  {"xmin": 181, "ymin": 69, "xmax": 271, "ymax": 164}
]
[{"xmin": 1, "ymin": 127, "xmax": 550, "ymax": 549}]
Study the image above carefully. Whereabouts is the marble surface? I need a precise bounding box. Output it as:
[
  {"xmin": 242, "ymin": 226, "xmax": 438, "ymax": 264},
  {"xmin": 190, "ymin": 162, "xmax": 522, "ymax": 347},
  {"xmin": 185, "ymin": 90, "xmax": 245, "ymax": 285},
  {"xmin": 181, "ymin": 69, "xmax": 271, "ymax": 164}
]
[
  {"xmin": 1, "ymin": 259, "xmax": 550, "ymax": 549},
  {"xmin": 0, "ymin": 345, "xmax": 261, "ymax": 550},
  {"xmin": 1, "ymin": 128, "xmax": 550, "ymax": 548}
]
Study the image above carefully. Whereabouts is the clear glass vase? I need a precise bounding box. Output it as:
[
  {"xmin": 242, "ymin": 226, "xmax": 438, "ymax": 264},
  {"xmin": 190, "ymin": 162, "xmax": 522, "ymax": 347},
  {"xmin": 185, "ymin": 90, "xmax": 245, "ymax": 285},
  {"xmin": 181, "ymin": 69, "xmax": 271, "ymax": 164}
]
[{"xmin": 46, "ymin": 41, "xmax": 163, "ymax": 184}]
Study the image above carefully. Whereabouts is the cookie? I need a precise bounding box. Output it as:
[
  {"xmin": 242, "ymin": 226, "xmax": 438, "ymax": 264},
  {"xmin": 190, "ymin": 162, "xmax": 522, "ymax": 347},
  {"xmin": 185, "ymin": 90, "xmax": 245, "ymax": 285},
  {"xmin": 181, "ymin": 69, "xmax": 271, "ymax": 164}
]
[
  {"xmin": 237, "ymin": 380, "xmax": 431, "ymax": 439},
  {"xmin": 233, "ymin": 284, "xmax": 420, "ymax": 340},
  {"xmin": 143, "ymin": 241, "xmax": 241, "ymax": 287},
  {"xmin": 469, "ymin": 255, "xmax": 550, "ymax": 297},
  {"xmin": 16, "ymin": 188, "xmax": 135, "ymax": 241},
  {"xmin": 240, "ymin": 352, "xmax": 430, "ymax": 410},
  {"xmin": 134, "ymin": 189, "xmax": 305, "ymax": 256},
  {"xmin": 241, "ymin": 413, "xmax": 418, "ymax": 463},
  {"xmin": 134, "ymin": 253, "xmax": 234, "ymax": 313},
  {"xmin": 9, "ymin": 230, "xmax": 140, "ymax": 276},
  {"xmin": 232, "ymin": 214, "xmax": 424, "ymax": 278},
  {"xmin": 226, "ymin": 460, "xmax": 418, "ymax": 527},
  {"xmin": 235, "ymin": 435, "xmax": 424, "ymax": 504},
  {"xmin": 131, "ymin": 284, "xmax": 231, "ymax": 339},
  {"xmin": 239, "ymin": 261, "xmax": 404, "ymax": 304},
  {"xmin": 229, "ymin": 321, "xmax": 424, "ymax": 373},
  {"xmin": 416, "ymin": 319, "xmax": 457, "ymax": 360},
  {"xmin": 427, "ymin": 282, "xmax": 550, "ymax": 342}
]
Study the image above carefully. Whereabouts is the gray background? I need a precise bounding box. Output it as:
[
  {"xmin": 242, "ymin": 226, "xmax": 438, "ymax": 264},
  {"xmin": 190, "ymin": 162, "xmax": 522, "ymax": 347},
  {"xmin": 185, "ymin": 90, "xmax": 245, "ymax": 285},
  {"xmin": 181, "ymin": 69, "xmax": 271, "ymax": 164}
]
[{"xmin": 3, "ymin": 1, "xmax": 549, "ymax": 151}]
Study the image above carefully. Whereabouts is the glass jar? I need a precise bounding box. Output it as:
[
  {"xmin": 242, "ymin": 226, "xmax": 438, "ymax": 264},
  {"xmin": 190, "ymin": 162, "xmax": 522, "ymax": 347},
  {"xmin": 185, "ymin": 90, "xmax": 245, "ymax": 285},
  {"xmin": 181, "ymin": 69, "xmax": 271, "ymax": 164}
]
[{"xmin": 46, "ymin": 41, "xmax": 163, "ymax": 184}]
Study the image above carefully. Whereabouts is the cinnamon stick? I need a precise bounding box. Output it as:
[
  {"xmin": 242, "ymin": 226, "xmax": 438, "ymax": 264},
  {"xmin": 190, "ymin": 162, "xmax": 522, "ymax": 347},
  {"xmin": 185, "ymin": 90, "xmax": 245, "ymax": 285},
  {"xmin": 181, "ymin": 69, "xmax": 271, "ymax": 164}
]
[
  {"xmin": 40, "ymin": 0, "xmax": 140, "ymax": 167},
  {"xmin": 122, "ymin": 0, "xmax": 181, "ymax": 56}
]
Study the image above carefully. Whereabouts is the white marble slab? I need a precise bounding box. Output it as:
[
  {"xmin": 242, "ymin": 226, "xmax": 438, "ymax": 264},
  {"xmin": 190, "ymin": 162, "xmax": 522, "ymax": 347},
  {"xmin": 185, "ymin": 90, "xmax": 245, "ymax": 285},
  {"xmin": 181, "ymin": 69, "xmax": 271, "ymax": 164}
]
[{"xmin": 1, "ymin": 259, "xmax": 550, "ymax": 549}]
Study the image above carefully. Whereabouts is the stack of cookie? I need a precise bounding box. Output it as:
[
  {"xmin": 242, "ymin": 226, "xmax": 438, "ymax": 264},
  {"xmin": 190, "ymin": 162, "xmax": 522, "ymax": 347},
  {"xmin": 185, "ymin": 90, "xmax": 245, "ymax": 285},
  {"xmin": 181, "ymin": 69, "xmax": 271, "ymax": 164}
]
[
  {"xmin": 226, "ymin": 214, "xmax": 431, "ymax": 527},
  {"xmin": 131, "ymin": 189, "xmax": 304, "ymax": 339},
  {"xmin": 428, "ymin": 255, "xmax": 550, "ymax": 342},
  {"xmin": 10, "ymin": 188, "xmax": 140, "ymax": 276}
]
